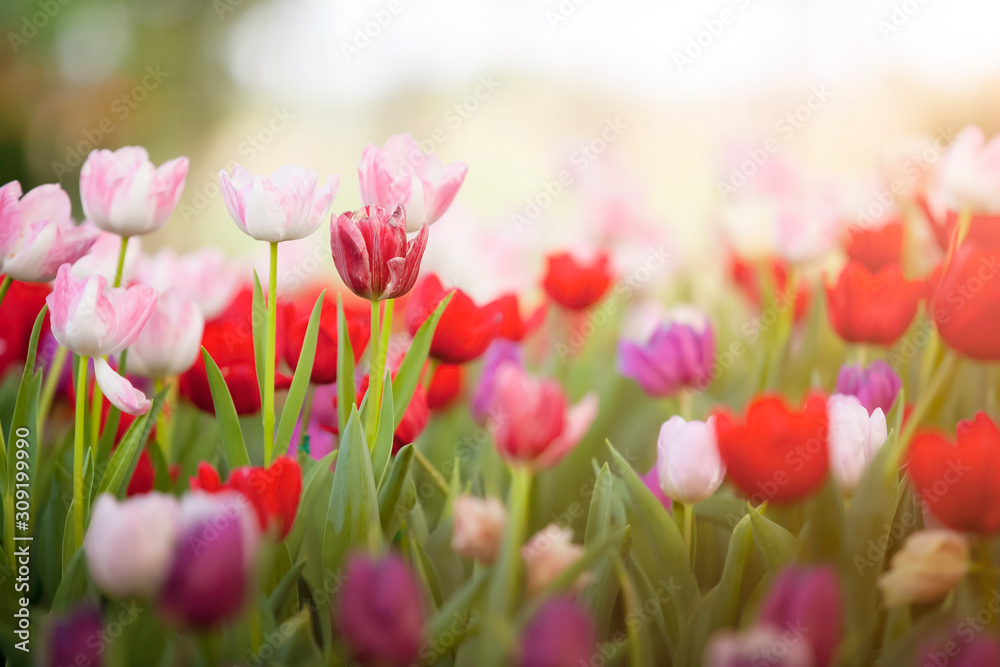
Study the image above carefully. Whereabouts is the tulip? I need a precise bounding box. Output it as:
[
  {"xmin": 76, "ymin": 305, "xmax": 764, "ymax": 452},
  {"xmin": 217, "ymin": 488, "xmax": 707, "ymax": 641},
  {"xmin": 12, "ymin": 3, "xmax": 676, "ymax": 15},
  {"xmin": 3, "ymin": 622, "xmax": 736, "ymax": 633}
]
[
  {"xmin": 48, "ymin": 605, "xmax": 104, "ymax": 667},
  {"xmin": 337, "ymin": 553, "xmax": 424, "ymax": 667},
  {"xmin": 135, "ymin": 246, "xmax": 243, "ymax": 319},
  {"xmin": 730, "ymin": 255, "xmax": 811, "ymax": 323},
  {"xmin": 489, "ymin": 364, "xmax": 598, "ymax": 469},
  {"xmin": 844, "ymin": 217, "xmax": 904, "ymax": 274},
  {"xmin": 618, "ymin": 306, "xmax": 715, "ymax": 396},
  {"xmin": 80, "ymin": 146, "xmax": 188, "ymax": 236},
  {"xmin": 190, "ymin": 456, "xmax": 302, "ymax": 539},
  {"xmin": 715, "ymin": 394, "xmax": 829, "ymax": 504},
  {"xmin": 84, "ymin": 492, "xmax": 180, "ymax": 598},
  {"xmin": 426, "ymin": 363, "xmax": 463, "ymax": 411},
  {"xmin": 826, "ymin": 262, "xmax": 923, "ymax": 346},
  {"xmin": 522, "ymin": 524, "xmax": 590, "ymax": 597},
  {"xmin": 471, "ymin": 339, "xmax": 523, "ymax": 422},
  {"xmin": 283, "ymin": 296, "xmax": 370, "ymax": 385},
  {"xmin": 835, "ymin": 361, "xmax": 901, "ymax": 415},
  {"xmin": 358, "ymin": 132, "xmax": 467, "ymax": 231},
  {"xmin": 758, "ymin": 566, "xmax": 842, "ymax": 667},
  {"xmin": 330, "ymin": 205, "xmax": 428, "ymax": 302},
  {"xmin": 642, "ymin": 467, "xmax": 672, "ymax": 511},
  {"xmin": 0, "ymin": 279, "xmax": 50, "ymax": 377},
  {"xmin": 159, "ymin": 491, "xmax": 259, "ymax": 627},
  {"xmin": 488, "ymin": 293, "xmax": 547, "ymax": 342},
  {"xmin": 933, "ymin": 229, "xmax": 1000, "ymax": 360},
  {"xmin": 917, "ymin": 636, "xmax": 1000, "ymax": 667},
  {"xmin": 70, "ymin": 230, "xmax": 142, "ymax": 284},
  {"xmin": 219, "ymin": 164, "xmax": 338, "ymax": 243},
  {"xmin": 773, "ymin": 193, "xmax": 841, "ymax": 264},
  {"xmin": 451, "ymin": 495, "xmax": 506, "ymax": 564},
  {"xmin": 908, "ymin": 413, "xmax": 1000, "ymax": 533},
  {"xmin": 519, "ymin": 597, "xmax": 596, "ymax": 667},
  {"xmin": 937, "ymin": 125, "xmax": 1000, "ymax": 214},
  {"xmin": 0, "ymin": 181, "xmax": 99, "ymax": 283},
  {"xmin": 128, "ymin": 291, "xmax": 205, "ymax": 380},
  {"xmin": 704, "ymin": 626, "xmax": 815, "ymax": 667},
  {"xmin": 656, "ymin": 416, "xmax": 725, "ymax": 504},
  {"xmin": 827, "ymin": 394, "xmax": 888, "ymax": 493},
  {"xmin": 405, "ymin": 274, "xmax": 501, "ymax": 364},
  {"xmin": 877, "ymin": 530, "xmax": 969, "ymax": 607},
  {"xmin": 542, "ymin": 250, "xmax": 612, "ymax": 311}
]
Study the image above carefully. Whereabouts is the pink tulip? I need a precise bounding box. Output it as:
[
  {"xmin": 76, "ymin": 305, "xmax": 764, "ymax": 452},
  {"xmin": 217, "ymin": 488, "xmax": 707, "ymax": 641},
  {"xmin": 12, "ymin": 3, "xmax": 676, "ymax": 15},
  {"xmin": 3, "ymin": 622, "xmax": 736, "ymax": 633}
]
[
  {"xmin": 0, "ymin": 181, "xmax": 99, "ymax": 283},
  {"xmin": 220, "ymin": 164, "xmax": 338, "ymax": 242},
  {"xmin": 80, "ymin": 146, "xmax": 189, "ymax": 236},
  {"xmin": 46, "ymin": 264, "xmax": 157, "ymax": 414},
  {"xmin": 129, "ymin": 291, "xmax": 205, "ymax": 379},
  {"xmin": 656, "ymin": 416, "xmax": 726, "ymax": 504},
  {"xmin": 71, "ymin": 230, "xmax": 142, "ymax": 283},
  {"xmin": 135, "ymin": 247, "xmax": 243, "ymax": 318},
  {"xmin": 452, "ymin": 495, "xmax": 506, "ymax": 564},
  {"xmin": 827, "ymin": 394, "xmax": 887, "ymax": 493},
  {"xmin": 522, "ymin": 524, "xmax": 590, "ymax": 597},
  {"xmin": 938, "ymin": 125, "xmax": 1000, "ymax": 214},
  {"xmin": 489, "ymin": 364, "xmax": 598, "ymax": 469},
  {"xmin": 358, "ymin": 133, "xmax": 467, "ymax": 231},
  {"xmin": 330, "ymin": 205, "xmax": 428, "ymax": 301}
]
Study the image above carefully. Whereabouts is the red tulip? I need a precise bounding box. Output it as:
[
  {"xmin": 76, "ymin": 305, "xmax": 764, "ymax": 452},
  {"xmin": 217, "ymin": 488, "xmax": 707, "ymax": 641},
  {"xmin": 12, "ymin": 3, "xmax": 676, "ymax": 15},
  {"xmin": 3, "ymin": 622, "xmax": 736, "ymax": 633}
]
[
  {"xmin": 844, "ymin": 219, "xmax": 903, "ymax": 273},
  {"xmin": 933, "ymin": 230, "xmax": 1000, "ymax": 360},
  {"xmin": 826, "ymin": 262, "xmax": 923, "ymax": 346},
  {"xmin": 190, "ymin": 457, "xmax": 302, "ymax": 539},
  {"xmin": 426, "ymin": 363, "xmax": 463, "ymax": 411},
  {"xmin": 330, "ymin": 205, "xmax": 428, "ymax": 302},
  {"xmin": 908, "ymin": 413, "xmax": 1000, "ymax": 534},
  {"xmin": 405, "ymin": 274, "xmax": 501, "ymax": 364},
  {"xmin": 715, "ymin": 394, "xmax": 829, "ymax": 504},
  {"xmin": 542, "ymin": 251, "xmax": 612, "ymax": 311},
  {"xmin": 487, "ymin": 293, "xmax": 547, "ymax": 342},
  {"xmin": 0, "ymin": 277, "xmax": 50, "ymax": 377},
  {"xmin": 283, "ymin": 296, "xmax": 370, "ymax": 385},
  {"xmin": 729, "ymin": 256, "xmax": 811, "ymax": 323}
]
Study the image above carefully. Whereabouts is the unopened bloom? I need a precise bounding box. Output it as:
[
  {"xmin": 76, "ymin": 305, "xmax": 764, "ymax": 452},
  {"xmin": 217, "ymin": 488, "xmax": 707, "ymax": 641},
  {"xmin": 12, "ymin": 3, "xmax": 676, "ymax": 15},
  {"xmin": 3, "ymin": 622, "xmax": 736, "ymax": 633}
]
[
  {"xmin": 878, "ymin": 530, "xmax": 969, "ymax": 607},
  {"xmin": 358, "ymin": 132, "xmax": 468, "ymax": 231},
  {"xmin": 519, "ymin": 597, "xmax": 596, "ymax": 667},
  {"xmin": 451, "ymin": 495, "xmax": 506, "ymax": 564},
  {"xmin": 827, "ymin": 394, "xmax": 888, "ymax": 492},
  {"xmin": 84, "ymin": 493, "xmax": 180, "ymax": 598},
  {"xmin": 758, "ymin": 566, "xmax": 843, "ymax": 667},
  {"xmin": 656, "ymin": 416, "xmax": 725, "ymax": 504},
  {"xmin": 522, "ymin": 524, "xmax": 590, "ymax": 597},
  {"xmin": 80, "ymin": 146, "xmax": 188, "ymax": 236},
  {"xmin": 542, "ymin": 250, "xmax": 612, "ymax": 311},
  {"xmin": 937, "ymin": 125, "xmax": 1000, "ymax": 214},
  {"xmin": 190, "ymin": 457, "xmax": 302, "ymax": 539},
  {"xmin": 490, "ymin": 364, "xmax": 598, "ymax": 469},
  {"xmin": 128, "ymin": 291, "xmax": 204, "ymax": 379},
  {"xmin": 135, "ymin": 247, "xmax": 243, "ymax": 319},
  {"xmin": 618, "ymin": 306, "xmax": 715, "ymax": 396},
  {"xmin": 338, "ymin": 553, "xmax": 424, "ymax": 667},
  {"xmin": 48, "ymin": 605, "xmax": 104, "ymax": 667},
  {"xmin": 405, "ymin": 273, "xmax": 501, "ymax": 364},
  {"xmin": 835, "ymin": 361, "xmax": 901, "ymax": 415},
  {"xmin": 826, "ymin": 262, "xmax": 923, "ymax": 346},
  {"xmin": 0, "ymin": 181, "xmax": 99, "ymax": 282},
  {"xmin": 46, "ymin": 264, "xmax": 156, "ymax": 414},
  {"xmin": 330, "ymin": 205, "xmax": 428, "ymax": 301},
  {"xmin": 220, "ymin": 164, "xmax": 338, "ymax": 242}
]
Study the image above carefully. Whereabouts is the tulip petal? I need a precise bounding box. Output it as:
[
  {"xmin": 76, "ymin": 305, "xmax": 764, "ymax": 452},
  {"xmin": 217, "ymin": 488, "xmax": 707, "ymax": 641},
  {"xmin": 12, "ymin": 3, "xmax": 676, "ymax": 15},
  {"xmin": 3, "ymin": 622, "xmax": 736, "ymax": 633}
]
[{"xmin": 94, "ymin": 356, "xmax": 151, "ymax": 415}]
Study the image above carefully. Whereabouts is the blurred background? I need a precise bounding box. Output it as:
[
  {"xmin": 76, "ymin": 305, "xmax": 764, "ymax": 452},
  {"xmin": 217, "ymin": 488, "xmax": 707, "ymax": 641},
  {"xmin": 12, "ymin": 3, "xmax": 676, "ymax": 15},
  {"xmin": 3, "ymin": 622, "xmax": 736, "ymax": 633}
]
[{"xmin": 2, "ymin": 0, "xmax": 999, "ymax": 297}]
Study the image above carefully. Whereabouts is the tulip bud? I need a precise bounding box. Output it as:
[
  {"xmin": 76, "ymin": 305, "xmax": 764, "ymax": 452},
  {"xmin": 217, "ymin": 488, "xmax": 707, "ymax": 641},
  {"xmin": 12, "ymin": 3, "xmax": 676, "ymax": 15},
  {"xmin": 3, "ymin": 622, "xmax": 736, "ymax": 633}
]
[
  {"xmin": 542, "ymin": 250, "xmax": 612, "ymax": 311},
  {"xmin": 128, "ymin": 291, "xmax": 205, "ymax": 380},
  {"xmin": 519, "ymin": 597, "xmax": 595, "ymax": 667},
  {"xmin": 0, "ymin": 181, "xmax": 99, "ymax": 283},
  {"xmin": 80, "ymin": 146, "xmax": 188, "ymax": 236},
  {"xmin": 84, "ymin": 493, "xmax": 180, "ymax": 598},
  {"xmin": 618, "ymin": 306, "xmax": 715, "ymax": 397},
  {"xmin": 878, "ymin": 530, "xmax": 969, "ymax": 607},
  {"xmin": 835, "ymin": 361, "xmax": 901, "ymax": 415},
  {"xmin": 219, "ymin": 164, "xmax": 338, "ymax": 242},
  {"xmin": 656, "ymin": 416, "xmax": 725, "ymax": 504},
  {"xmin": 522, "ymin": 524, "xmax": 590, "ymax": 597},
  {"xmin": 337, "ymin": 553, "xmax": 424, "ymax": 667},
  {"xmin": 704, "ymin": 626, "xmax": 815, "ymax": 667},
  {"xmin": 758, "ymin": 566, "xmax": 843, "ymax": 667},
  {"xmin": 827, "ymin": 394, "xmax": 888, "ymax": 492},
  {"xmin": 47, "ymin": 605, "xmax": 103, "ymax": 667},
  {"xmin": 452, "ymin": 495, "xmax": 506, "ymax": 564}
]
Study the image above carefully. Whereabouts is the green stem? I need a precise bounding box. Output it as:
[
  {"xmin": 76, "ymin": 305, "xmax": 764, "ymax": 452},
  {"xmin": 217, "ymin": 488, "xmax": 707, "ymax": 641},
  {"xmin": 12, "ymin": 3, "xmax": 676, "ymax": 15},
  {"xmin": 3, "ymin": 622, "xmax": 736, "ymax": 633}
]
[
  {"xmin": 154, "ymin": 379, "xmax": 169, "ymax": 463},
  {"xmin": 298, "ymin": 383, "xmax": 315, "ymax": 452},
  {"xmin": 365, "ymin": 299, "xmax": 383, "ymax": 446},
  {"xmin": 263, "ymin": 242, "xmax": 278, "ymax": 465},
  {"xmin": 112, "ymin": 236, "xmax": 128, "ymax": 288},
  {"xmin": 89, "ymin": 363, "xmax": 102, "ymax": 457},
  {"xmin": 682, "ymin": 502, "xmax": 694, "ymax": 564},
  {"xmin": 38, "ymin": 345, "xmax": 68, "ymax": 438},
  {"xmin": 413, "ymin": 445, "xmax": 449, "ymax": 494},
  {"xmin": 896, "ymin": 350, "xmax": 959, "ymax": 455},
  {"xmin": 0, "ymin": 275, "xmax": 12, "ymax": 310},
  {"xmin": 74, "ymin": 356, "xmax": 88, "ymax": 551}
]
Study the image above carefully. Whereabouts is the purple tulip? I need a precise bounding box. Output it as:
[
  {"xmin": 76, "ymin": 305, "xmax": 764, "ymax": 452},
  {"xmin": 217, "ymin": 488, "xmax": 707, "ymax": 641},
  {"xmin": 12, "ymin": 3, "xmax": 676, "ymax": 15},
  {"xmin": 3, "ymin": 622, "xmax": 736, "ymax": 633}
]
[
  {"xmin": 159, "ymin": 493, "xmax": 258, "ymax": 627},
  {"xmin": 919, "ymin": 635, "xmax": 1000, "ymax": 667},
  {"xmin": 49, "ymin": 605, "xmax": 103, "ymax": 667},
  {"xmin": 520, "ymin": 597, "xmax": 595, "ymax": 667},
  {"xmin": 759, "ymin": 566, "xmax": 842, "ymax": 667},
  {"xmin": 617, "ymin": 307, "xmax": 715, "ymax": 397},
  {"xmin": 337, "ymin": 553, "xmax": 424, "ymax": 666},
  {"xmin": 472, "ymin": 339, "xmax": 523, "ymax": 422},
  {"xmin": 835, "ymin": 361, "xmax": 901, "ymax": 415}
]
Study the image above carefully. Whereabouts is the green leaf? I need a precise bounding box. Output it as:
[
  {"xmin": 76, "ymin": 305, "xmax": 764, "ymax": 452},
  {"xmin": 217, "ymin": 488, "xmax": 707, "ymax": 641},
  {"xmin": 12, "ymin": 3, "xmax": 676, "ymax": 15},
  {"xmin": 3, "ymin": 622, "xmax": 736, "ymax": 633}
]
[
  {"xmin": 748, "ymin": 505, "xmax": 796, "ymax": 573},
  {"xmin": 371, "ymin": 382, "xmax": 395, "ymax": 482},
  {"xmin": 410, "ymin": 537, "xmax": 443, "ymax": 610},
  {"xmin": 275, "ymin": 291, "xmax": 325, "ymax": 455},
  {"xmin": 52, "ymin": 548, "xmax": 89, "ymax": 611},
  {"xmin": 424, "ymin": 569, "xmax": 489, "ymax": 654},
  {"xmin": 252, "ymin": 270, "xmax": 267, "ymax": 407},
  {"xmin": 201, "ymin": 348, "xmax": 251, "ymax": 468},
  {"xmin": 336, "ymin": 295, "xmax": 356, "ymax": 437},
  {"xmin": 94, "ymin": 389, "xmax": 165, "ymax": 498},
  {"xmin": 584, "ymin": 463, "xmax": 612, "ymax": 546},
  {"xmin": 286, "ymin": 450, "xmax": 337, "ymax": 559},
  {"xmin": 378, "ymin": 444, "xmax": 414, "ymax": 532},
  {"xmin": 392, "ymin": 293, "xmax": 452, "ymax": 429},
  {"xmin": 268, "ymin": 558, "xmax": 306, "ymax": 617},
  {"xmin": 321, "ymin": 405, "xmax": 380, "ymax": 589}
]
